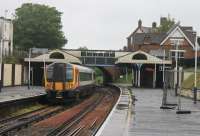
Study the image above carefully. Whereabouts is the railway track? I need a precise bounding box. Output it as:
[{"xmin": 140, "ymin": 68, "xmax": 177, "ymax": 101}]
[
  {"xmin": 0, "ymin": 85, "xmax": 120, "ymax": 136},
  {"xmin": 0, "ymin": 106, "xmax": 64, "ymax": 136},
  {"xmin": 46, "ymin": 86, "xmax": 119, "ymax": 136},
  {"xmin": 46, "ymin": 93, "xmax": 104, "ymax": 136},
  {"xmin": 0, "ymin": 106, "xmax": 49, "ymax": 124}
]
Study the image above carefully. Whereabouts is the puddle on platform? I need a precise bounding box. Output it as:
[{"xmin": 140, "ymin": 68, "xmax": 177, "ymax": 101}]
[{"xmin": 117, "ymin": 103, "xmax": 129, "ymax": 110}]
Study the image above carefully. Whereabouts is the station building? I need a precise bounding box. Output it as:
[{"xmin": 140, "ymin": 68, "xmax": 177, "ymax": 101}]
[
  {"xmin": 2, "ymin": 17, "xmax": 199, "ymax": 89},
  {"xmin": 127, "ymin": 18, "xmax": 199, "ymax": 60},
  {"xmin": 22, "ymin": 18, "xmax": 200, "ymax": 88},
  {"xmin": 123, "ymin": 18, "xmax": 200, "ymax": 88}
]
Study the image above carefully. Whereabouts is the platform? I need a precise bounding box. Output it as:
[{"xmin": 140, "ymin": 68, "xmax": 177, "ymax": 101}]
[
  {"xmin": 98, "ymin": 86, "xmax": 200, "ymax": 136},
  {"xmin": 96, "ymin": 83, "xmax": 134, "ymax": 136},
  {"xmin": 0, "ymin": 86, "xmax": 46, "ymax": 104}
]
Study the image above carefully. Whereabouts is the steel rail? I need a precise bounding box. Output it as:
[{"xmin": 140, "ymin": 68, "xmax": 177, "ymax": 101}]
[
  {"xmin": 0, "ymin": 106, "xmax": 64, "ymax": 135},
  {"xmin": 46, "ymin": 93, "xmax": 104, "ymax": 136},
  {"xmin": 0, "ymin": 106, "xmax": 49, "ymax": 124}
]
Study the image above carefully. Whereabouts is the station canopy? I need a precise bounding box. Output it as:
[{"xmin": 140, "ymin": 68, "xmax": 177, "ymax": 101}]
[
  {"xmin": 115, "ymin": 50, "xmax": 172, "ymax": 65},
  {"xmin": 24, "ymin": 49, "xmax": 81, "ymax": 64}
]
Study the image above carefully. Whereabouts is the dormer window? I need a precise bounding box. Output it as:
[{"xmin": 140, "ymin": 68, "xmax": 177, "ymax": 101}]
[{"xmin": 144, "ymin": 35, "xmax": 151, "ymax": 45}]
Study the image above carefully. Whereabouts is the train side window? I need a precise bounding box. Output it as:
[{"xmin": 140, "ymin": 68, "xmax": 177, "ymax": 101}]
[
  {"xmin": 66, "ymin": 68, "xmax": 73, "ymax": 82},
  {"xmin": 80, "ymin": 72, "xmax": 92, "ymax": 81}
]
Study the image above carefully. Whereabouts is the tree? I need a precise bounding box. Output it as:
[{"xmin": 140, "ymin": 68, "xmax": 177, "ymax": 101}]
[
  {"xmin": 158, "ymin": 16, "xmax": 175, "ymax": 33},
  {"xmin": 13, "ymin": 3, "xmax": 67, "ymax": 50},
  {"xmin": 78, "ymin": 46, "xmax": 88, "ymax": 50}
]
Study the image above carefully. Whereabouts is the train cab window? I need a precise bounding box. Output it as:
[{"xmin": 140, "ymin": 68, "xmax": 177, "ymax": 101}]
[
  {"xmin": 53, "ymin": 63, "xmax": 65, "ymax": 82},
  {"xmin": 47, "ymin": 67, "xmax": 53, "ymax": 81}
]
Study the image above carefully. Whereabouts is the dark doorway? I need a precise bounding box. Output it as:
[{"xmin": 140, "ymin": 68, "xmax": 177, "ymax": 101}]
[
  {"xmin": 140, "ymin": 64, "xmax": 154, "ymax": 88},
  {"xmin": 32, "ymin": 63, "xmax": 44, "ymax": 86}
]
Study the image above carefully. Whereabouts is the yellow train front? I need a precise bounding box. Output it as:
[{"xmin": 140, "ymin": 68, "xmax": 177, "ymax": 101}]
[{"xmin": 44, "ymin": 62, "xmax": 95, "ymax": 100}]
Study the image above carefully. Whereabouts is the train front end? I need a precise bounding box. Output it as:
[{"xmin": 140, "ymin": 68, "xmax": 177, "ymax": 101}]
[{"xmin": 44, "ymin": 62, "xmax": 78, "ymax": 100}]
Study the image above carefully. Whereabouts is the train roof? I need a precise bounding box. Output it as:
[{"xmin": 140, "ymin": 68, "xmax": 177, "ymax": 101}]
[
  {"xmin": 47, "ymin": 62, "xmax": 94, "ymax": 73},
  {"xmin": 73, "ymin": 64, "xmax": 94, "ymax": 73}
]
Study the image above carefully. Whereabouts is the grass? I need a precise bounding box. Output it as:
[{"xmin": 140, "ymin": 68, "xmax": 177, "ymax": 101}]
[
  {"xmin": 182, "ymin": 73, "xmax": 200, "ymax": 89},
  {"xmin": 95, "ymin": 76, "xmax": 103, "ymax": 84},
  {"xmin": 184, "ymin": 67, "xmax": 200, "ymax": 72}
]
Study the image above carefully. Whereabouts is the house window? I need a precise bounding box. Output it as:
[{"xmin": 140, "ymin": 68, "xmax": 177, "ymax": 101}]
[{"xmin": 170, "ymin": 50, "xmax": 185, "ymax": 59}]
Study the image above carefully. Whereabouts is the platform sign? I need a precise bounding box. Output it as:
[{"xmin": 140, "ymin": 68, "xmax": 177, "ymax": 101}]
[{"xmin": 31, "ymin": 48, "xmax": 48, "ymax": 54}]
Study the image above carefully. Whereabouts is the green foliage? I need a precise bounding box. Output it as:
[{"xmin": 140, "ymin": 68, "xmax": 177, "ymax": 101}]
[
  {"xmin": 94, "ymin": 67, "xmax": 103, "ymax": 84},
  {"xmin": 114, "ymin": 73, "xmax": 133, "ymax": 83},
  {"xmin": 3, "ymin": 56, "xmax": 21, "ymax": 63},
  {"xmin": 78, "ymin": 46, "xmax": 88, "ymax": 50},
  {"xmin": 95, "ymin": 76, "xmax": 103, "ymax": 84},
  {"xmin": 13, "ymin": 3, "xmax": 67, "ymax": 50},
  {"xmin": 94, "ymin": 67, "xmax": 103, "ymax": 77},
  {"xmin": 158, "ymin": 17, "xmax": 175, "ymax": 32}
]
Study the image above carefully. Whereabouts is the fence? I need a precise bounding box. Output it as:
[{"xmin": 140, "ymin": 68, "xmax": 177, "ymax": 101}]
[
  {"xmin": 1, "ymin": 64, "xmax": 24, "ymax": 87},
  {"xmin": 163, "ymin": 67, "xmax": 200, "ymax": 104}
]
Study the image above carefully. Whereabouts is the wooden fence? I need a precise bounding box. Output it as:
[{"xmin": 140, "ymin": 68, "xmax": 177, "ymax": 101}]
[{"xmin": 1, "ymin": 64, "xmax": 24, "ymax": 87}]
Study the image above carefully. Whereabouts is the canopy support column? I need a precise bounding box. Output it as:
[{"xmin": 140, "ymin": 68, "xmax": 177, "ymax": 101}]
[{"xmin": 153, "ymin": 63, "xmax": 157, "ymax": 88}]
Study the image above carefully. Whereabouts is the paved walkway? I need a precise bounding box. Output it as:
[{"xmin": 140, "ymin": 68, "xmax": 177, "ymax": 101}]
[
  {"xmin": 97, "ymin": 84, "xmax": 134, "ymax": 136},
  {"xmin": 0, "ymin": 86, "xmax": 46, "ymax": 103},
  {"xmin": 99, "ymin": 86, "xmax": 200, "ymax": 136}
]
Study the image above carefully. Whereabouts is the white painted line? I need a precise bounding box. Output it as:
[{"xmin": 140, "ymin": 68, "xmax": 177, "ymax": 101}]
[{"xmin": 95, "ymin": 86, "xmax": 122, "ymax": 136}]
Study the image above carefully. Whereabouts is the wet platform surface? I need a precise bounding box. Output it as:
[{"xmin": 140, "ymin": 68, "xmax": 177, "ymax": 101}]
[
  {"xmin": 100, "ymin": 86, "xmax": 200, "ymax": 136},
  {"xmin": 98, "ymin": 84, "xmax": 133, "ymax": 136},
  {"xmin": 0, "ymin": 86, "xmax": 46, "ymax": 103}
]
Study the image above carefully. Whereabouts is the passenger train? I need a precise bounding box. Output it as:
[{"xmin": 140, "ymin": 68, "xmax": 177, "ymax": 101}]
[{"xmin": 44, "ymin": 62, "xmax": 95, "ymax": 100}]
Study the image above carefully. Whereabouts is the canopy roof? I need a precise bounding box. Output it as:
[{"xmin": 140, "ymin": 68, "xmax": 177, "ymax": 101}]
[{"xmin": 115, "ymin": 50, "xmax": 172, "ymax": 64}]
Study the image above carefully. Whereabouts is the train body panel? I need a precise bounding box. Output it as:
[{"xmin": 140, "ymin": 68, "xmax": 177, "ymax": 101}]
[{"xmin": 44, "ymin": 62, "xmax": 95, "ymax": 100}]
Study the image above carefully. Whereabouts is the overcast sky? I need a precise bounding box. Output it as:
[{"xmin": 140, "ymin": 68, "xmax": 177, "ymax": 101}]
[{"xmin": 0, "ymin": 0, "xmax": 199, "ymax": 50}]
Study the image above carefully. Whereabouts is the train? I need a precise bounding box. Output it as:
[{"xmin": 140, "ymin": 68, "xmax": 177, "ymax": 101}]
[{"xmin": 44, "ymin": 62, "xmax": 96, "ymax": 100}]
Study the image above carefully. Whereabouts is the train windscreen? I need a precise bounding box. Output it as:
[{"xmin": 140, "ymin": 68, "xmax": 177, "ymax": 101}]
[
  {"xmin": 47, "ymin": 66, "xmax": 53, "ymax": 81},
  {"xmin": 47, "ymin": 63, "xmax": 73, "ymax": 82},
  {"xmin": 53, "ymin": 63, "xmax": 65, "ymax": 82}
]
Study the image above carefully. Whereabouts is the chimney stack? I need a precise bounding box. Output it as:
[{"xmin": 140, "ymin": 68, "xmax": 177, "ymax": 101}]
[
  {"xmin": 138, "ymin": 19, "xmax": 142, "ymax": 28},
  {"xmin": 152, "ymin": 22, "xmax": 157, "ymax": 28}
]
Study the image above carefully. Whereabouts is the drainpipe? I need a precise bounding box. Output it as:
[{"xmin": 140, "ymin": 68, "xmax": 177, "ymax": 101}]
[
  {"xmin": 126, "ymin": 66, "xmax": 128, "ymax": 82},
  {"xmin": 137, "ymin": 64, "xmax": 142, "ymax": 87},
  {"xmin": 132, "ymin": 65, "xmax": 134, "ymax": 86},
  {"xmin": 154, "ymin": 64, "xmax": 157, "ymax": 88}
]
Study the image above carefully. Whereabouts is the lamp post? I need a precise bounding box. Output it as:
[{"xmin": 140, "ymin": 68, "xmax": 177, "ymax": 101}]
[
  {"xmin": 170, "ymin": 38, "xmax": 184, "ymax": 96},
  {"xmin": 28, "ymin": 48, "xmax": 31, "ymax": 89},
  {"xmin": 170, "ymin": 38, "xmax": 191, "ymax": 114},
  {"xmin": 0, "ymin": 38, "xmax": 2, "ymax": 92},
  {"xmin": 0, "ymin": 11, "xmax": 7, "ymax": 92},
  {"xmin": 193, "ymin": 33, "xmax": 198, "ymax": 104}
]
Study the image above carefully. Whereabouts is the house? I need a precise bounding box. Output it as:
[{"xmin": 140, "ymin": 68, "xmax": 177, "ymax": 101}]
[
  {"xmin": 127, "ymin": 18, "xmax": 199, "ymax": 61},
  {"xmin": 0, "ymin": 17, "xmax": 13, "ymax": 56}
]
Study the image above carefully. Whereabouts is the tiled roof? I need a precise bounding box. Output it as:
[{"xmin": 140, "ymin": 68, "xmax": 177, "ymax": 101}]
[
  {"xmin": 130, "ymin": 23, "xmax": 196, "ymax": 46},
  {"xmin": 132, "ymin": 33, "xmax": 166, "ymax": 45},
  {"xmin": 180, "ymin": 26, "xmax": 196, "ymax": 45},
  {"xmin": 141, "ymin": 27, "xmax": 152, "ymax": 33}
]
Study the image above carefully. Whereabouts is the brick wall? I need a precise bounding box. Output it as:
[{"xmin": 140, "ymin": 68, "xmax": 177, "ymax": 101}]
[{"xmin": 130, "ymin": 38, "xmax": 200, "ymax": 59}]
